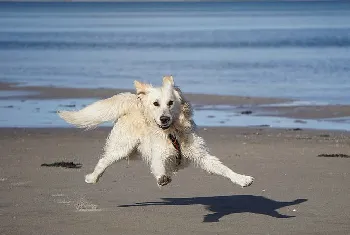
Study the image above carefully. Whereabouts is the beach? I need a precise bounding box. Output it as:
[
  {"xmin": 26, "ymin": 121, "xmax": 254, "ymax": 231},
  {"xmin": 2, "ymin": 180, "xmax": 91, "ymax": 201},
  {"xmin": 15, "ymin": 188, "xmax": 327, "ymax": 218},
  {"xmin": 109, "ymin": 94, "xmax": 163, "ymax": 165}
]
[
  {"xmin": 1, "ymin": 127, "xmax": 350, "ymax": 235},
  {"xmin": 0, "ymin": 83, "xmax": 350, "ymax": 235},
  {"xmin": 1, "ymin": 1, "xmax": 350, "ymax": 234}
]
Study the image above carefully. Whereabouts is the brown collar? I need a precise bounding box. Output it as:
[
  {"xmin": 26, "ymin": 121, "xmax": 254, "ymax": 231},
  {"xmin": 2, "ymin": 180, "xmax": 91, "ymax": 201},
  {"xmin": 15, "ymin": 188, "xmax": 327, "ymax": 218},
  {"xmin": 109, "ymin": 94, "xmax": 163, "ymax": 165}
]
[{"xmin": 168, "ymin": 133, "xmax": 182, "ymax": 166}]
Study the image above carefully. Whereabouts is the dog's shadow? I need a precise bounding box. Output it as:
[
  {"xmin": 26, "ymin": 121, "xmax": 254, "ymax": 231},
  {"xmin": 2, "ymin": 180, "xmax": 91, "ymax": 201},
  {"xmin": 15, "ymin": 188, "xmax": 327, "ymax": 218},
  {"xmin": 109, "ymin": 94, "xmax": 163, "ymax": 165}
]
[{"xmin": 119, "ymin": 195, "xmax": 307, "ymax": 223}]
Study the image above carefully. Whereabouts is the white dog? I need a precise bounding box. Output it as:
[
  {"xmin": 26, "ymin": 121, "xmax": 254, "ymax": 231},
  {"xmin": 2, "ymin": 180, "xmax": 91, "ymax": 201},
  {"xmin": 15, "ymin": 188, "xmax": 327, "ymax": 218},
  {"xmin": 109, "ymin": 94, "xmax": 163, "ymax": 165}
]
[{"xmin": 58, "ymin": 76, "xmax": 254, "ymax": 188}]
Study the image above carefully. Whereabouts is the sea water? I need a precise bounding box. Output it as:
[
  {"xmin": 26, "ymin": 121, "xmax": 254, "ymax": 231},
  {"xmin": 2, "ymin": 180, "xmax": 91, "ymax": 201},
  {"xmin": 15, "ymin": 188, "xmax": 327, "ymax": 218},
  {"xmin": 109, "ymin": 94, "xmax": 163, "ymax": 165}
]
[{"xmin": 1, "ymin": 1, "xmax": 350, "ymax": 104}]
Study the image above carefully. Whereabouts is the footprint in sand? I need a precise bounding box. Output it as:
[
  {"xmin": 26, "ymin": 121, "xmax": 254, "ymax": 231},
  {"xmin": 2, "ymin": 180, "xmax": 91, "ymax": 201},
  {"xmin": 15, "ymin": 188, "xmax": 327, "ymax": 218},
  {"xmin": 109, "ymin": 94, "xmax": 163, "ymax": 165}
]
[
  {"xmin": 74, "ymin": 197, "xmax": 102, "ymax": 212},
  {"xmin": 10, "ymin": 181, "xmax": 31, "ymax": 186},
  {"xmin": 52, "ymin": 193, "xmax": 72, "ymax": 205},
  {"xmin": 51, "ymin": 193, "xmax": 65, "ymax": 197},
  {"xmin": 56, "ymin": 199, "xmax": 72, "ymax": 204},
  {"xmin": 51, "ymin": 193, "xmax": 101, "ymax": 211}
]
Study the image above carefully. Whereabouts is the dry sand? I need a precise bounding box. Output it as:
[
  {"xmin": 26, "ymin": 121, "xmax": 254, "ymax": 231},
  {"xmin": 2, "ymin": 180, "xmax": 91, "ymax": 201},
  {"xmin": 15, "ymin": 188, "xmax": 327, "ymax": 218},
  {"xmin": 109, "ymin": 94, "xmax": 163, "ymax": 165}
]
[{"xmin": 1, "ymin": 127, "xmax": 350, "ymax": 235}]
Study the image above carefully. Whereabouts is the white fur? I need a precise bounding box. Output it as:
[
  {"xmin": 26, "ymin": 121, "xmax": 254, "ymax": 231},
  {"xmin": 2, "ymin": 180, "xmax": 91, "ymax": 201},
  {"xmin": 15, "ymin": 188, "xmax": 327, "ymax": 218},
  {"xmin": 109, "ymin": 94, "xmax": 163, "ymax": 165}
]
[
  {"xmin": 59, "ymin": 76, "xmax": 254, "ymax": 188},
  {"xmin": 58, "ymin": 93, "xmax": 137, "ymax": 129}
]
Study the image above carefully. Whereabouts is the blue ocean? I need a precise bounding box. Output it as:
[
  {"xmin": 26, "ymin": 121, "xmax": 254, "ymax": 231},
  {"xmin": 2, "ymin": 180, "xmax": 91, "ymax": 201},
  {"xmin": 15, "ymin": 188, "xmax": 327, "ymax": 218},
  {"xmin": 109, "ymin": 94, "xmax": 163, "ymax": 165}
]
[{"xmin": 0, "ymin": 1, "xmax": 350, "ymax": 104}]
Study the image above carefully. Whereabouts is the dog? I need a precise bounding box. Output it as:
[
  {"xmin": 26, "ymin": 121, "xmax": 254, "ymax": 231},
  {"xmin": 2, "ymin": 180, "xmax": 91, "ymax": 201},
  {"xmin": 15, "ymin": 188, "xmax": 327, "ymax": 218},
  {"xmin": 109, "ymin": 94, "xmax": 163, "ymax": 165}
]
[{"xmin": 58, "ymin": 76, "xmax": 254, "ymax": 188}]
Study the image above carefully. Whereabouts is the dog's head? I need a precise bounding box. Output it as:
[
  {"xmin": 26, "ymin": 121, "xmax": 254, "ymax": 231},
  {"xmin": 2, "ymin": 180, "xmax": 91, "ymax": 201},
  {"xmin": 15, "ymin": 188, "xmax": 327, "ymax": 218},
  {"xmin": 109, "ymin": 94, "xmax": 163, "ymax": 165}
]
[{"xmin": 134, "ymin": 76, "xmax": 183, "ymax": 130}]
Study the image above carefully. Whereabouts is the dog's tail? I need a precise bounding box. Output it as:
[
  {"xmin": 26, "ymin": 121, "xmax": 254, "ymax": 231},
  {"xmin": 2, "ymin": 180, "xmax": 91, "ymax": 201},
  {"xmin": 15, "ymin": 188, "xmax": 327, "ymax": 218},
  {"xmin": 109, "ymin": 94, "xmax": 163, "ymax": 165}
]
[{"xmin": 58, "ymin": 93, "xmax": 137, "ymax": 129}]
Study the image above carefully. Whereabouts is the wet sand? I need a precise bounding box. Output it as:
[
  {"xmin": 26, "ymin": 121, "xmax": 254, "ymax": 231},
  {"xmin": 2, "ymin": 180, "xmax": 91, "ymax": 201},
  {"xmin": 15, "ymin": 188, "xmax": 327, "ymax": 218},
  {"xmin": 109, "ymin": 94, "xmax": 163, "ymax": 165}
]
[
  {"xmin": 1, "ymin": 127, "xmax": 350, "ymax": 235},
  {"xmin": 0, "ymin": 82, "xmax": 290, "ymax": 106},
  {"xmin": 2, "ymin": 82, "xmax": 350, "ymax": 120}
]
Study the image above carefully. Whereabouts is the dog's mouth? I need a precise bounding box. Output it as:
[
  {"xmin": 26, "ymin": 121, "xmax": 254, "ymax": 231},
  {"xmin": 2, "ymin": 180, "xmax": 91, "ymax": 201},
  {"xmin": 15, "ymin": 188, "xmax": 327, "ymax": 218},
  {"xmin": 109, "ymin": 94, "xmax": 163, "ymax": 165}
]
[
  {"xmin": 156, "ymin": 116, "xmax": 172, "ymax": 130},
  {"xmin": 158, "ymin": 123, "xmax": 171, "ymax": 130}
]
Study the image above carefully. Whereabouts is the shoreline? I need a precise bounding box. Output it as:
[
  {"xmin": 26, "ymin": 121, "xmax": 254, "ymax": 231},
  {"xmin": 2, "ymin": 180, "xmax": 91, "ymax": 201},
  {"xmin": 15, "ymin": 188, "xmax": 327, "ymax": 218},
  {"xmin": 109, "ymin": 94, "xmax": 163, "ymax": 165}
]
[
  {"xmin": 1, "ymin": 125, "xmax": 350, "ymax": 136},
  {"xmin": 1, "ymin": 81, "xmax": 350, "ymax": 131},
  {"xmin": 0, "ymin": 81, "xmax": 291, "ymax": 106}
]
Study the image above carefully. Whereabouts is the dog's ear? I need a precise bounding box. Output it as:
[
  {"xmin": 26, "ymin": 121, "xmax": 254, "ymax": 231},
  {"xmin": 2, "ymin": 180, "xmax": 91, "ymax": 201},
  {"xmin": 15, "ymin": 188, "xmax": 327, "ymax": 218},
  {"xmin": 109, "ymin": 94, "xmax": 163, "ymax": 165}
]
[
  {"xmin": 162, "ymin": 75, "xmax": 174, "ymax": 87},
  {"xmin": 134, "ymin": 80, "xmax": 151, "ymax": 95}
]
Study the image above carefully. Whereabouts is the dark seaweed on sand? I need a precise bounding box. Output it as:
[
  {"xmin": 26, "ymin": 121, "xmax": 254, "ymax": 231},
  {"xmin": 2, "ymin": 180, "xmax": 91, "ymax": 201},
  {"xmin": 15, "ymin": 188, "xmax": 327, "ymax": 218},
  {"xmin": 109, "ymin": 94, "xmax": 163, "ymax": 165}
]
[
  {"xmin": 41, "ymin": 161, "xmax": 82, "ymax": 168},
  {"xmin": 288, "ymin": 128, "xmax": 303, "ymax": 131},
  {"xmin": 317, "ymin": 154, "xmax": 350, "ymax": 158},
  {"xmin": 241, "ymin": 110, "xmax": 253, "ymax": 115},
  {"xmin": 59, "ymin": 104, "xmax": 76, "ymax": 108}
]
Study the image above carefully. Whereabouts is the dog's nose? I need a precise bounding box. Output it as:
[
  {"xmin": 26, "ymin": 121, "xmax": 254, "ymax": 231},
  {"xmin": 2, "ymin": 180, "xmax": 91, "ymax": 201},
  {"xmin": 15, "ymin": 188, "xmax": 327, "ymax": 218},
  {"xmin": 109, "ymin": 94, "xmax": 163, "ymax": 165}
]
[{"xmin": 160, "ymin": 116, "xmax": 170, "ymax": 125}]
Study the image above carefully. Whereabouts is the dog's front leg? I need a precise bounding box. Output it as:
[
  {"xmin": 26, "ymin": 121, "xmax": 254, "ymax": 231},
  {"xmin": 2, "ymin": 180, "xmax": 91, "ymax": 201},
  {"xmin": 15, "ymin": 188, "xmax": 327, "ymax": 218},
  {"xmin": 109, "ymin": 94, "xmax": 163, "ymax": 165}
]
[
  {"xmin": 85, "ymin": 126, "xmax": 138, "ymax": 184},
  {"xmin": 184, "ymin": 133, "xmax": 254, "ymax": 187},
  {"xmin": 150, "ymin": 156, "xmax": 172, "ymax": 187}
]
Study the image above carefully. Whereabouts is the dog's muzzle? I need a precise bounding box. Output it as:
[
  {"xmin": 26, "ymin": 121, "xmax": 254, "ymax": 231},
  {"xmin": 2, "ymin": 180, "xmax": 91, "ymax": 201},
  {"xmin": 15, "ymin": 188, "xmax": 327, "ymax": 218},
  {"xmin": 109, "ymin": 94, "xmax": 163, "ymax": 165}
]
[{"xmin": 159, "ymin": 115, "xmax": 171, "ymax": 129}]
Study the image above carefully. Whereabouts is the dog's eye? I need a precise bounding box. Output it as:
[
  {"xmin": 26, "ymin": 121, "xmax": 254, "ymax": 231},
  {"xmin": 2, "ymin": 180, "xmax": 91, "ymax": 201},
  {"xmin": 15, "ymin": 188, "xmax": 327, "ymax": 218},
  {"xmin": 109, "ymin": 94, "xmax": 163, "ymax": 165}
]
[
  {"xmin": 168, "ymin": 100, "xmax": 174, "ymax": 106},
  {"xmin": 153, "ymin": 101, "xmax": 160, "ymax": 107}
]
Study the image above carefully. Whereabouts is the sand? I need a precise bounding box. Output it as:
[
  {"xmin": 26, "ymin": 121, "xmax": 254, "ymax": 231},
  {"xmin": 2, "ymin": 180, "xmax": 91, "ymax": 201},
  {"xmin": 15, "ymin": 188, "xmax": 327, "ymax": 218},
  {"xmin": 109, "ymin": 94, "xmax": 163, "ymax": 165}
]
[
  {"xmin": 2, "ymin": 82, "xmax": 350, "ymax": 119},
  {"xmin": 1, "ymin": 81, "xmax": 350, "ymax": 234},
  {"xmin": 1, "ymin": 127, "xmax": 350, "ymax": 235},
  {"xmin": 0, "ymin": 82, "xmax": 290, "ymax": 105}
]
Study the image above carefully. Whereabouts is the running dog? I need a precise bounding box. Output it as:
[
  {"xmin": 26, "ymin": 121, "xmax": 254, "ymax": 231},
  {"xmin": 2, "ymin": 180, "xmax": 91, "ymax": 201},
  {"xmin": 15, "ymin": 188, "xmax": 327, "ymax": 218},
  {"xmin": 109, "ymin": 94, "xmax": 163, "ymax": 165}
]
[{"xmin": 58, "ymin": 76, "xmax": 254, "ymax": 188}]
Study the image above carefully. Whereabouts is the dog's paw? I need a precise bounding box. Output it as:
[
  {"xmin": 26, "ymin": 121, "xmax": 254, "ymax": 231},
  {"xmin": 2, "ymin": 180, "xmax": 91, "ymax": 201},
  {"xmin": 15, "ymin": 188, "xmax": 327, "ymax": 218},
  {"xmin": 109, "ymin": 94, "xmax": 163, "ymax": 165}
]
[
  {"xmin": 85, "ymin": 173, "xmax": 98, "ymax": 184},
  {"xmin": 236, "ymin": 175, "xmax": 254, "ymax": 188},
  {"xmin": 157, "ymin": 175, "xmax": 172, "ymax": 186}
]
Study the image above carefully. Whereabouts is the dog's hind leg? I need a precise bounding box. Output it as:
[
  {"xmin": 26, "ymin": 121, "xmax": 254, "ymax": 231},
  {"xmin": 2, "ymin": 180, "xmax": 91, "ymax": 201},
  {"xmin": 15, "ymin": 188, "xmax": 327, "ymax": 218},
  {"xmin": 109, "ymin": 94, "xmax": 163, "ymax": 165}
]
[
  {"xmin": 196, "ymin": 154, "xmax": 254, "ymax": 187},
  {"xmin": 85, "ymin": 126, "xmax": 138, "ymax": 184},
  {"xmin": 184, "ymin": 133, "xmax": 254, "ymax": 188}
]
